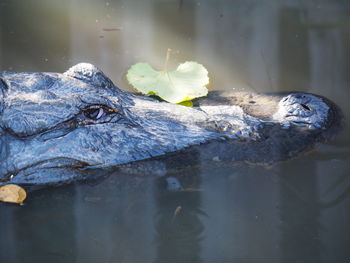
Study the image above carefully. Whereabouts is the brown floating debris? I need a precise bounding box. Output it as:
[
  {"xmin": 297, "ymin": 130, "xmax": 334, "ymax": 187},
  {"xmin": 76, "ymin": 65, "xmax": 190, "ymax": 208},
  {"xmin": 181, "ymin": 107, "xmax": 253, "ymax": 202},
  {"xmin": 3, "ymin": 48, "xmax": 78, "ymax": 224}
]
[
  {"xmin": 0, "ymin": 184, "xmax": 27, "ymax": 204},
  {"xmin": 102, "ymin": 27, "xmax": 122, "ymax": 32},
  {"xmin": 180, "ymin": 188, "xmax": 202, "ymax": 192}
]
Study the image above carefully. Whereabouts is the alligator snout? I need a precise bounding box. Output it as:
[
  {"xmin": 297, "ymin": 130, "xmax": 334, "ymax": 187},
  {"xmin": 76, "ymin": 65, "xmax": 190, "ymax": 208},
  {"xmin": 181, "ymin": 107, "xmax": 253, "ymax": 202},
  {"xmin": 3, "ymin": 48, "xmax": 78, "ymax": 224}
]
[{"xmin": 273, "ymin": 93, "xmax": 330, "ymax": 129}]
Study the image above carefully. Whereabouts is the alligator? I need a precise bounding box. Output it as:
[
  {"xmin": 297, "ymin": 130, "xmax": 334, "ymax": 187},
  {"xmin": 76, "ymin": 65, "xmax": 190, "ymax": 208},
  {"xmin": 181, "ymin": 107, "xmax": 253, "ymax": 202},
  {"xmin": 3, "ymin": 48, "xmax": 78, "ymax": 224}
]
[{"xmin": 0, "ymin": 63, "xmax": 342, "ymax": 185}]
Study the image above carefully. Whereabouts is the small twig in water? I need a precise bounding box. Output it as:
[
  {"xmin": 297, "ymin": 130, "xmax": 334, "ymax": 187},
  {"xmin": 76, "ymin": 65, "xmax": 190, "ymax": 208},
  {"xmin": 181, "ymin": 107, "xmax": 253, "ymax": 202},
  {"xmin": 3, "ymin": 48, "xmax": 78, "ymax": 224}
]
[{"xmin": 172, "ymin": 205, "xmax": 182, "ymax": 221}]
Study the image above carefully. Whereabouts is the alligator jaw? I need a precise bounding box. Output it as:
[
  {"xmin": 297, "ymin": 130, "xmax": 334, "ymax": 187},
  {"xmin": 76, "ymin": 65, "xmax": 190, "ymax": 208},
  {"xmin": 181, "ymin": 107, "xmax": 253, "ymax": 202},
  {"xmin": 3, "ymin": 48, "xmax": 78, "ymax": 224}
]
[{"xmin": 1, "ymin": 158, "xmax": 92, "ymax": 185}]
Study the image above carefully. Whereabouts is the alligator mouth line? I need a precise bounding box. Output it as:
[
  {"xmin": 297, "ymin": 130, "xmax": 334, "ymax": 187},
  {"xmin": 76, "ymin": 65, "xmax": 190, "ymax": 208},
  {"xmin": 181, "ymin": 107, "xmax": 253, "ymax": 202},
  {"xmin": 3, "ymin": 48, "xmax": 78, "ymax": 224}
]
[
  {"xmin": 1, "ymin": 158, "xmax": 95, "ymax": 183},
  {"xmin": 291, "ymin": 121, "xmax": 312, "ymax": 126}
]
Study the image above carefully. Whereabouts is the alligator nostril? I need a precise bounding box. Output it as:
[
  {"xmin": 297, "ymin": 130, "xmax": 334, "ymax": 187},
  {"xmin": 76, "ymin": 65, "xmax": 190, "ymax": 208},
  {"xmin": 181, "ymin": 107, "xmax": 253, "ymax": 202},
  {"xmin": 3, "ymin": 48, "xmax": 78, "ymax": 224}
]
[{"xmin": 300, "ymin": 103, "xmax": 311, "ymax": 111}]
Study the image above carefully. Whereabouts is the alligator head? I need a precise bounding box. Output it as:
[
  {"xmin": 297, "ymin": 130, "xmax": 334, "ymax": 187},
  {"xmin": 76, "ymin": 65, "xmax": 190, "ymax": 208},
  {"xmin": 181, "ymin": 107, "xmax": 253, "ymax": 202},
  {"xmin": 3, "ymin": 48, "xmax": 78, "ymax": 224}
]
[{"xmin": 0, "ymin": 63, "xmax": 342, "ymax": 185}]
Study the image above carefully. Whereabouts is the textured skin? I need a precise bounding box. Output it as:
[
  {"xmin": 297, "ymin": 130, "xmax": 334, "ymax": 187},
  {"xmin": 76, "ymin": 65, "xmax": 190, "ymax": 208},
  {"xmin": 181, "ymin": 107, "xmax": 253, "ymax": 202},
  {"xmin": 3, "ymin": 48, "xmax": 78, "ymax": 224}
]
[{"xmin": 0, "ymin": 63, "xmax": 342, "ymax": 185}]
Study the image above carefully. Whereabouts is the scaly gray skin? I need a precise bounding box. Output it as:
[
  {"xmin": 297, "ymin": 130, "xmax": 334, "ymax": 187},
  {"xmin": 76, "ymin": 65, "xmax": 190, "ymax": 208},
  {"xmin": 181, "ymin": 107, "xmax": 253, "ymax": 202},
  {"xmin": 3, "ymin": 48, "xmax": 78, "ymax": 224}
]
[{"xmin": 0, "ymin": 63, "xmax": 342, "ymax": 185}]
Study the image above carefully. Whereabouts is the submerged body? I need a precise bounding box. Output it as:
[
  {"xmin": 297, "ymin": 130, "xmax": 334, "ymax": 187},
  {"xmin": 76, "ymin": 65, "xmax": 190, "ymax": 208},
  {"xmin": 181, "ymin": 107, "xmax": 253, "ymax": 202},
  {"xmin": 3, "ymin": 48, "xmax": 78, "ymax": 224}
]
[{"xmin": 0, "ymin": 63, "xmax": 342, "ymax": 185}]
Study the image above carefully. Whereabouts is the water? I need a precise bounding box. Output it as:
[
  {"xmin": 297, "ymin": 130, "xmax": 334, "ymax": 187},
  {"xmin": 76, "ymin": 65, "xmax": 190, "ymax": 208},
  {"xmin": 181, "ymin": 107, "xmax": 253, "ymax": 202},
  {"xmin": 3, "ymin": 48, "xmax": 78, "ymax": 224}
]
[{"xmin": 1, "ymin": 0, "xmax": 350, "ymax": 262}]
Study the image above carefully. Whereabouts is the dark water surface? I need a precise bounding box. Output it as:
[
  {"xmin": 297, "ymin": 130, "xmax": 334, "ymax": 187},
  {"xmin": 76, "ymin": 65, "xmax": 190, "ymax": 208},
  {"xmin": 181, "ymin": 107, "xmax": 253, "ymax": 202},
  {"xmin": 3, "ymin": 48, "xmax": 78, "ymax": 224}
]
[{"xmin": 1, "ymin": 0, "xmax": 350, "ymax": 262}]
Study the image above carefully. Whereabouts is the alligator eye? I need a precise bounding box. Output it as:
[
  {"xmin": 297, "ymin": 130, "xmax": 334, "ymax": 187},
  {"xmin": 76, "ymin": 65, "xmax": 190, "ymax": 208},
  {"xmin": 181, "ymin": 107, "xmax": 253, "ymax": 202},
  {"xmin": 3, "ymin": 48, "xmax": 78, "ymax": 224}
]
[
  {"xmin": 83, "ymin": 107, "xmax": 105, "ymax": 120},
  {"xmin": 300, "ymin": 103, "xmax": 311, "ymax": 111}
]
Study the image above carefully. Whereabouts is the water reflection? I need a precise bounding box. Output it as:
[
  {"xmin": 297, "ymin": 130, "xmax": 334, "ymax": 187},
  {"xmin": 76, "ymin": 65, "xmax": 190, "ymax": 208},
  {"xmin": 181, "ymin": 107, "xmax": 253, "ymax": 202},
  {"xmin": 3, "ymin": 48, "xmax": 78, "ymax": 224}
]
[
  {"xmin": 0, "ymin": 186, "xmax": 78, "ymax": 262},
  {"xmin": 72, "ymin": 174, "xmax": 156, "ymax": 263},
  {"xmin": 200, "ymin": 165, "xmax": 281, "ymax": 263},
  {"xmin": 277, "ymin": 160, "xmax": 322, "ymax": 263},
  {"xmin": 155, "ymin": 170, "xmax": 204, "ymax": 263},
  {"xmin": 0, "ymin": 173, "xmax": 158, "ymax": 262},
  {"xmin": 1, "ymin": 0, "xmax": 350, "ymax": 262}
]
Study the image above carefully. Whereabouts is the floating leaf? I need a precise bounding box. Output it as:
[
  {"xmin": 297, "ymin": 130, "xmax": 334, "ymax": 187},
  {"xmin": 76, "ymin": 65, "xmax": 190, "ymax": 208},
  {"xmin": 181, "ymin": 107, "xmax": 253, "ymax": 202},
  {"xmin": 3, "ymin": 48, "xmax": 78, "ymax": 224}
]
[
  {"xmin": 126, "ymin": 61, "xmax": 209, "ymax": 103},
  {"xmin": 0, "ymin": 184, "xmax": 27, "ymax": 204},
  {"xmin": 177, "ymin": 100, "xmax": 193, "ymax": 107}
]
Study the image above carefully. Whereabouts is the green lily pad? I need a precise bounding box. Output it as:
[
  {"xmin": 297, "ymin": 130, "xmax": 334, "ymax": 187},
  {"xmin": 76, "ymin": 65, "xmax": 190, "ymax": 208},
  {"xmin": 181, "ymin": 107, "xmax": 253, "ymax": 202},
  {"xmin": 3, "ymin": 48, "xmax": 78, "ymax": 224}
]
[{"xmin": 126, "ymin": 61, "xmax": 209, "ymax": 104}]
